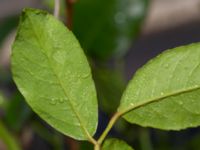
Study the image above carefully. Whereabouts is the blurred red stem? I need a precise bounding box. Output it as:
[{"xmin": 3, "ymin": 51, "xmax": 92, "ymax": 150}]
[{"xmin": 65, "ymin": 0, "xmax": 76, "ymax": 29}]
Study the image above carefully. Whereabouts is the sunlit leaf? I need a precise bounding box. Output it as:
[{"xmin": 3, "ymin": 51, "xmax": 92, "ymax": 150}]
[
  {"xmin": 11, "ymin": 8, "xmax": 98, "ymax": 140},
  {"xmin": 119, "ymin": 43, "xmax": 200, "ymax": 130}
]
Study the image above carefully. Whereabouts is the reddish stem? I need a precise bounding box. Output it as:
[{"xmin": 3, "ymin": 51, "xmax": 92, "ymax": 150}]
[{"xmin": 65, "ymin": 0, "xmax": 76, "ymax": 29}]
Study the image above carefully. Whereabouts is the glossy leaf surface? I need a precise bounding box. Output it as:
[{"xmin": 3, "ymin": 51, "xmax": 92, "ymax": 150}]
[
  {"xmin": 119, "ymin": 43, "xmax": 200, "ymax": 130},
  {"xmin": 102, "ymin": 138, "xmax": 134, "ymax": 150},
  {"xmin": 11, "ymin": 9, "xmax": 98, "ymax": 140}
]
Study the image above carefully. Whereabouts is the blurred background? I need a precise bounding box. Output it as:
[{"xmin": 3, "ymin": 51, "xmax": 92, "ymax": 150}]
[{"xmin": 1, "ymin": 0, "xmax": 200, "ymax": 150}]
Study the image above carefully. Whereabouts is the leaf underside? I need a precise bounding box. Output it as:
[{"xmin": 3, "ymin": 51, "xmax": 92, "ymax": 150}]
[
  {"xmin": 102, "ymin": 138, "xmax": 134, "ymax": 150},
  {"xmin": 11, "ymin": 8, "xmax": 98, "ymax": 140},
  {"xmin": 119, "ymin": 43, "xmax": 200, "ymax": 130}
]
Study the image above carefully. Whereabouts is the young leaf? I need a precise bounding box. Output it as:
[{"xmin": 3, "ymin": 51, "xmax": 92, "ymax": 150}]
[
  {"xmin": 118, "ymin": 43, "xmax": 200, "ymax": 130},
  {"xmin": 102, "ymin": 138, "xmax": 134, "ymax": 150},
  {"xmin": 11, "ymin": 8, "xmax": 98, "ymax": 140}
]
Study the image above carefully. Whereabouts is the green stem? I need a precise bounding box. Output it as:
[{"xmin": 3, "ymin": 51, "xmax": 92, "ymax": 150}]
[
  {"xmin": 97, "ymin": 112, "xmax": 121, "ymax": 145},
  {"xmin": 0, "ymin": 121, "xmax": 21, "ymax": 150},
  {"xmin": 94, "ymin": 144, "xmax": 100, "ymax": 150}
]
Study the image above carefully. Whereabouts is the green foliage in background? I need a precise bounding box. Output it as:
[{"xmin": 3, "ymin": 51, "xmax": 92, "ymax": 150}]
[
  {"xmin": 43, "ymin": 0, "xmax": 148, "ymax": 60},
  {"xmin": 0, "ymin": 16, "xmax": 18, "ymax": 46},
  {"xmin": 73, "ymin": 0, "xmax": 148, "ymax": 59},
  {"xmin": 4, "ymin": 92, "xmax": 31, "ymax": 132}
]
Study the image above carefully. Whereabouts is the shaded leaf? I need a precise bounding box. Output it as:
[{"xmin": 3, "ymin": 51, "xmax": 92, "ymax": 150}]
[
  {"xmin": 119, "ymin": 43, "xmax": 200, "ymax": 130},
  {"xmin": 11, "ymin": 8, "xmax": 98, "ymax": 140},
  {"xmin": 102, "ymin": 138, "xmax": 134, "ymax": 150},
  {"xmin": 73, "ymin": 0, "xmax": 149, "ymax": 59}
]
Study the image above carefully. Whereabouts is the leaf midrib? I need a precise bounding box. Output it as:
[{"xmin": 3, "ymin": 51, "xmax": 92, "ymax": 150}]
[
  {"xmin": 119, "ymin": 85, "xmax": 200, "ymax": 115},
  {"xmin": 26, "ymin": 14, "xmax": 92, "ymax": 140}
]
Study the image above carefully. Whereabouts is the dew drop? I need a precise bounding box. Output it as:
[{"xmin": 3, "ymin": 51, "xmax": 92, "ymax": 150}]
[
  {"xmin": 77, "ymin": 74, "xmax": 81, "ymax": 78},
  {"xmin": 82, "ymin": 73, "xmax": 90, "ymax": 79},
  {"xmin": 160, "ymin": 92, "xmax": 164, "ymax": 96},
  {"xmin": 50, "ymin": 98, "xmax": 56, "ymax": 105},
  {"xmin": 178, "ymin": 101, "xmax": 183, "ymax": 105},
  {"xmin": 130, "ymin": 103, "xmax": 134, "ymax": 106},
  {"xmin": 59, "ymin": 98, "xmax": 64, "ymax": 103},
  {"xmin": 164, "ymin": 64, "xmax": 169, "ymax": 69},
  {"xmin": 53, "ymin": 51, "xmax": 66, "ymax": 65}
]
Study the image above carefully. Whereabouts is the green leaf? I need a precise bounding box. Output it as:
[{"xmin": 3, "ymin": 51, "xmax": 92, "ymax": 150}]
[
  {"xmin": 11, "ymin": 8, "xmax": 98, "ymax": 140},
  {"xmin": 0, "ymin": 121, "xmax": 21, "ymax": 150},
  {"xmin": 102, "ymin": 138, "xmax": 134, "ymax": 150},
  {"xmin": 73, "ymin": 0, "xmax": 149, "ymax": 59},
  {"xmin": 118, "ymin": 43, "xmax": 200, "ymax": 130}
]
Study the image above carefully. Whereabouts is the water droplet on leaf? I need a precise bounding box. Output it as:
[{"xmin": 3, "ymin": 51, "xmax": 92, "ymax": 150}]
[
  {"xmin": 164, "ymin": 64, "xmax": 169, "ymax": 69},
  {"xmin": 50, "ymin": 98, "xmax": 56, "ymax": 105},
  {"xmin": 59, "ymin": 98, "xmax": 64, "ymax": 103},
  {"xmin": 82, "ymin": 73, "xmax": 90, "ymax": 79},
  {"xmin": 178, "ymin": 101, "xmax": 183, "ymax": 105}
]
